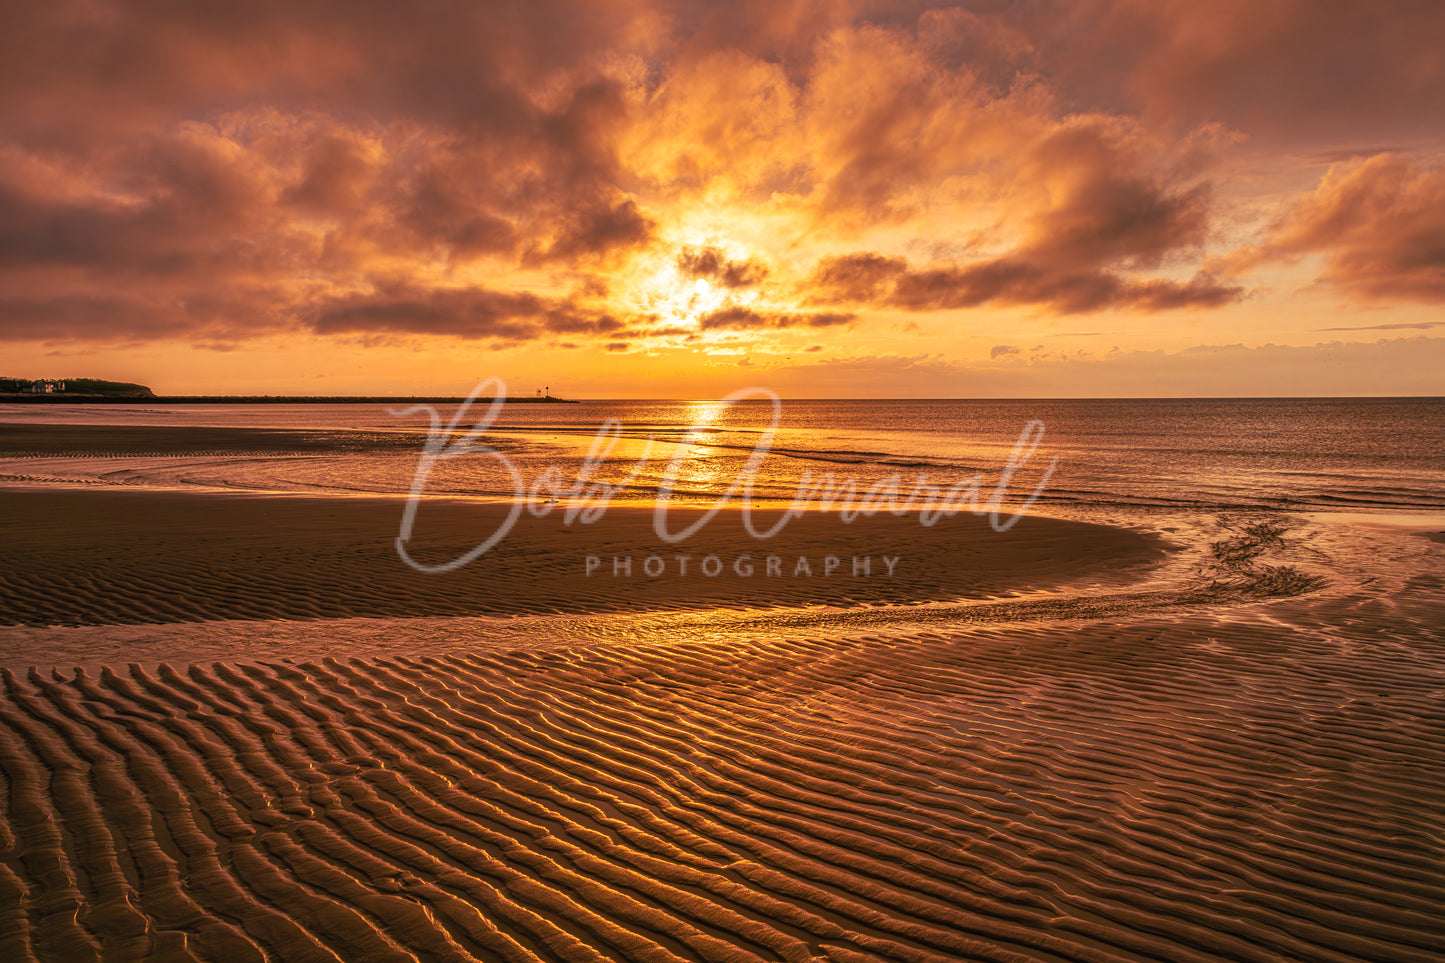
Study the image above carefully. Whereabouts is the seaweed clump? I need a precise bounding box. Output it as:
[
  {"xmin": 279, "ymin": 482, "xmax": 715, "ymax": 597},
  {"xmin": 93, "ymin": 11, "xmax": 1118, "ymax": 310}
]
[{"xmin": 1198, "ymin": 516, "xmax": 1327, "ymax": 599}]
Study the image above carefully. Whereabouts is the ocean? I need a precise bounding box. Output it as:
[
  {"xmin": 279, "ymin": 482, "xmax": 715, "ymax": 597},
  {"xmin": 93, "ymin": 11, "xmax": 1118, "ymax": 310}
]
[{"xmin": 4, "ymin": 396, "xmax": 1444, "ymax": 514}]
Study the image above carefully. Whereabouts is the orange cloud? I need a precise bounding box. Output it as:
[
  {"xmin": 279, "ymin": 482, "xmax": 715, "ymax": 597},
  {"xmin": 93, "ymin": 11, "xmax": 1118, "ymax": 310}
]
[
  {"xmin": 698, "ymin": 307, "xmax": 854, "ymax": 332},
  {"xmin": 0, "ymin": 0, "xmax": 1438, "ymax": 401},
  {"xmin": 810, "ymin": 253, "xmax": 1238, "ymax": 314},
  {"xmin": 308, "ymin": 285, "xmax": 624, "ymax": 341},
  {"xmin": 676, "ymin": 246, "xmax": 769, "ymax": 288},
  {"xmin": 1057, "ymin": 0, "xmax": 1445, "ymax": 145},
  {"xmin": 1241, "ymin": 154, "xmax": 1445, "ymax": 303}
]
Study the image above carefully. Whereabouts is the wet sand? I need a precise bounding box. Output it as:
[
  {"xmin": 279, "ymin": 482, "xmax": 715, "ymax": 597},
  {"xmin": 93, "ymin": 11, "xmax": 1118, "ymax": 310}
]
[
  {"xmin": 0, "ymin": 423, "xmax": 425, "ymax": 458},
  {"xmin": 1, "ymin": 486, "xmax": 1443, "ymax": 961},
  {"xmin": 0, "ymin": 489, "xmax": 1165, "ymax": 626}
]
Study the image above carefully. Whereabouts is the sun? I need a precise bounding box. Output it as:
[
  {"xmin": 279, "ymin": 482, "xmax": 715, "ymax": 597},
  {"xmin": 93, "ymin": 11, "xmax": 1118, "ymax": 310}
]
[{"xmin": 627, "ymin": 262, "xmax": 728, "ymax": 327}]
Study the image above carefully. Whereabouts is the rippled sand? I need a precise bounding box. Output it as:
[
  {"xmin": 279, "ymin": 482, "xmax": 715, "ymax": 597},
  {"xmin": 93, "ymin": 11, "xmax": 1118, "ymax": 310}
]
[
  {"xmin": 1, "ymin": 488, "xmax": 1443, "ymax": 961},
  {"xmin": 0, "ymin": 491, "xmax": 1166, "ymax": 627}
]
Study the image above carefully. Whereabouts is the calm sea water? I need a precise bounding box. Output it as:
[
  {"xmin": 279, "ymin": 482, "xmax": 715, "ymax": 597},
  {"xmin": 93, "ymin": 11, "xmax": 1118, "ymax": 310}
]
[{"xmin": 3, "ymin": 397, "xmax": 1444, "ymax": 514}]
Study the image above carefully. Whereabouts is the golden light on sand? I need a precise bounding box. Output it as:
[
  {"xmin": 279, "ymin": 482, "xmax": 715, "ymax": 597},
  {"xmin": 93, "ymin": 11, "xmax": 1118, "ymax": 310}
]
[
  {"xmin": 3, "ymin": 484, "xmax": 1443, "ymax": 961},
  {"xmin": 3, "ymin": 3, "xmax": 1445, "ymax": 960}
]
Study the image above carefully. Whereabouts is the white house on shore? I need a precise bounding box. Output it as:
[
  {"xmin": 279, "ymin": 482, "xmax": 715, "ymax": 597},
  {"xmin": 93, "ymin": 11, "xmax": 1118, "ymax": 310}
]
[{"xmin": 20, "ymin": 380, "xmax": 64, "ymax": 394}]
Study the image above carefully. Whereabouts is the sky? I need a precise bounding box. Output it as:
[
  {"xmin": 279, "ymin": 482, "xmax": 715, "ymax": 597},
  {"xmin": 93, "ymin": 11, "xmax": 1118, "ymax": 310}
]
[{"xmin": 2, "ymin": 0, "xmax": 1443, "ymax": 398}]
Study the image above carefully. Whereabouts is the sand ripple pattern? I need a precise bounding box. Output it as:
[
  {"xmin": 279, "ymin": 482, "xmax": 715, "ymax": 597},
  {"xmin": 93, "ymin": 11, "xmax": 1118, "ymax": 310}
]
[{"xmin": 2, "ymin": 618, "xmax": 1443, "ymax": 962}]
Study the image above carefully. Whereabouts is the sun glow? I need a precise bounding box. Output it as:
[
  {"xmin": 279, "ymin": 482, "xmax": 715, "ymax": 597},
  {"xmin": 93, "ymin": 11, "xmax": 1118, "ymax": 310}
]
[{"xmin": 622, "ymin": 259, "xmax": 735, "ymax": 332}]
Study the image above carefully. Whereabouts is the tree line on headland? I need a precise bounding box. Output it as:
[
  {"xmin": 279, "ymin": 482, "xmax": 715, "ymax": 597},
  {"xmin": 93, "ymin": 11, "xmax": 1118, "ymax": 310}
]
[
  {"xmin": 1, "ymin": 377, "xmax": 155, "ymax": 398},
  {"xmin": 1, "ymin": 378, "xmax": 577, "ymax": 403}
]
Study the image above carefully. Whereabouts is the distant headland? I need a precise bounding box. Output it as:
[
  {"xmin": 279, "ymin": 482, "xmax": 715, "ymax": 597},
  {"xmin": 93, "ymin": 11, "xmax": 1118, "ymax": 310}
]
[
  {"xmin": 1, "ymin": 377, "xmax": 155, "ymax": 399},
  {"xmin": 0, "ymin": 378, "xmax": 579, "ymax": 404}
]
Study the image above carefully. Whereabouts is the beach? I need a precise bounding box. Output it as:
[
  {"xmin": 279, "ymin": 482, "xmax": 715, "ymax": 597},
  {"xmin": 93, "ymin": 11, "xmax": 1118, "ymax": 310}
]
[
  {"xmin": 0, "ymin": 489, "xmax": 1166, "ymax": 627},
  {"xmin": 9, "ymin": 0, "xmax": 1445, "ymax": 956},
  {"xmin": 1, "ymin": 412, "xmax": 1443, "ymax": 961}
]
